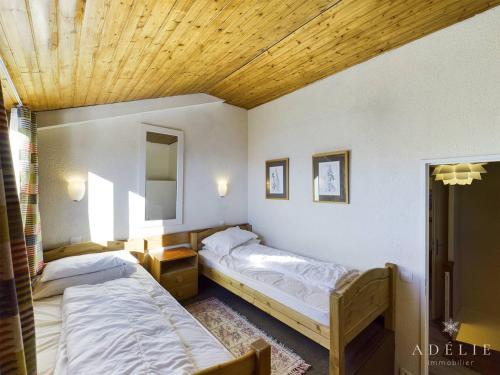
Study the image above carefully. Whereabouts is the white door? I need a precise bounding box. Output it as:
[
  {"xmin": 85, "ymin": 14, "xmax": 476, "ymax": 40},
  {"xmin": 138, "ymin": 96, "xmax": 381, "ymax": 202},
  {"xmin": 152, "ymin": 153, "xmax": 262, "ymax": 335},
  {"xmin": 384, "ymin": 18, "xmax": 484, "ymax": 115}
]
[{"xmin": 430, "ymin": 179, "xmax": 448, "ymax": 321}]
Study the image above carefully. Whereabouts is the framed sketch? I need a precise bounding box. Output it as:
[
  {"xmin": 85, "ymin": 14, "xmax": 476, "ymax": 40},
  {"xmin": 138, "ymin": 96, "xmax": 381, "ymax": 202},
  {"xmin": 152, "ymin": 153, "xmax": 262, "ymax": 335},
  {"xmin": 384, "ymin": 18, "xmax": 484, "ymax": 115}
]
[
  {"xmin": 313, "ymin": 150, "xmax": 349, "ymax": 203},
  {"xmin": 266, "ymin": 158, "xmax": 289, "ymax": 200}
]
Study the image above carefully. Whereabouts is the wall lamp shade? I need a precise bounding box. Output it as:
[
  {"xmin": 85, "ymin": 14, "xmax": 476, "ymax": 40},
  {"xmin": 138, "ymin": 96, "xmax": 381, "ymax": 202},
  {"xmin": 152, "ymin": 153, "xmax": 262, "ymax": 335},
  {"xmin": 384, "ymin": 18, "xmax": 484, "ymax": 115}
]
[
  {"xmin": 217, "ymin": 181, "xmax": 228, "ymax": 197},
  {"xmin": 67, "ymin": 180, "xmax": 86, "ymax": 201},
  {"xmin": 433, "ymin": 163, "xmax": 487, "ymax": 185}
]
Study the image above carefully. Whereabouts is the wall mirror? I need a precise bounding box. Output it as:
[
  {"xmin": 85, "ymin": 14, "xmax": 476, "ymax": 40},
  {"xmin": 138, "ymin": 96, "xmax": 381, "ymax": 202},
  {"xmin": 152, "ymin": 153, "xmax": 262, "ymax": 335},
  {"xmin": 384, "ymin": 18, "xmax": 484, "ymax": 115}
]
[{"xmin": 140, "ymin": 124, "xmax": 184, "ymax": 225}]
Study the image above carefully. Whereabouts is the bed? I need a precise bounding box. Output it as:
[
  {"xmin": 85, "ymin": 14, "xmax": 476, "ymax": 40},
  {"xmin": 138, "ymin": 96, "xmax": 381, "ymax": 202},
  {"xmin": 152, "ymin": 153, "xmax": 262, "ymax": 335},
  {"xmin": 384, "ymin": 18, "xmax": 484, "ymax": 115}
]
[
  {"xmin": 34, "ymin": 242, "xmax": 271, "ymax": 375},
  {"xmin": 189, "ymin": 225, "xmax": 397, "ymax": 375}
]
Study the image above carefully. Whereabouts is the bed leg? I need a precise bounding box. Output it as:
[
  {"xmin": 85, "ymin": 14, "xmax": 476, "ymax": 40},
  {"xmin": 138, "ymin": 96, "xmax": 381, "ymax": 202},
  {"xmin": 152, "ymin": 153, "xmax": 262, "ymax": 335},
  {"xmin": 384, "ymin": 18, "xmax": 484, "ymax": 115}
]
[
  {"xmin": 330, "ymin": 292, "xmax": 345, "ymax": 375},
  {"xmin": 251, "ymin": 339, "xmax": 271, "ymax": 375},
  {"xmin": 384, "ymin": 263, "xmax": 397, "ymax": 331}
]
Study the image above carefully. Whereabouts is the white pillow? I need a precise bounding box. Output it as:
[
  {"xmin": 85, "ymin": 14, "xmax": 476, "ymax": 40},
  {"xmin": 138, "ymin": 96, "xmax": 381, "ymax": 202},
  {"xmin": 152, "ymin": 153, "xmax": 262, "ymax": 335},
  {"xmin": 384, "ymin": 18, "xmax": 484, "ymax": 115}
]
[
  {"xmin": 202, "ymin": 227, "xmax": 258, "ymax": 255},
  {"xmin": 40, "ymin": 250, "xmax": 138, "ymax": 282},
  {"xmin": 33, "ymin": 264, "xmax": 135, "ymax": 300}
]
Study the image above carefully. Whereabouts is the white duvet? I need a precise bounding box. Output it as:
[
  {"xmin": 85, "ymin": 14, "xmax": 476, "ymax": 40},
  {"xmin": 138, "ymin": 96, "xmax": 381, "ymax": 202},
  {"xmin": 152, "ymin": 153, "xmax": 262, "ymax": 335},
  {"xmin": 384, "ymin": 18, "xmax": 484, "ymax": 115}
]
[
  {"xmin": 57, "ymin": 277, "xmax": 199, "ymax": 375},
  {"xmin": 36, "ymin": 266, "xmax": 232, "ymax": 375},
  {"xmin": 224, "ymin": 243, "xmax": 359, "ymax": 292}
]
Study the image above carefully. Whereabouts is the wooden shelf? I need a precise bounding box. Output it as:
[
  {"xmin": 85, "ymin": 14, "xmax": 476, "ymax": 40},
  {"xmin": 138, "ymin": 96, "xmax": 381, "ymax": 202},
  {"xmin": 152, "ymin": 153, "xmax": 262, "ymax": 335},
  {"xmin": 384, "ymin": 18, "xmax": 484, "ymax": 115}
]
[{"xmin": 152, "ymin": 248, "xmax": 197, "ymax": 263}]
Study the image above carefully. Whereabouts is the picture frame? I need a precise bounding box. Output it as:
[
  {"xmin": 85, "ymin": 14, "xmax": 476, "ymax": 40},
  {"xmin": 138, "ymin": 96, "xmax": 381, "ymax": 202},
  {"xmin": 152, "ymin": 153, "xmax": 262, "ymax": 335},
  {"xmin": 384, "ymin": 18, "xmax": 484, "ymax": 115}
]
[
  {"xmin": 266, "ymin": 158, "xmax": 289, "ymax": 200},
  {"xmin": 312, "ymin": 150, "xmax": 349, "ymax": 203}
]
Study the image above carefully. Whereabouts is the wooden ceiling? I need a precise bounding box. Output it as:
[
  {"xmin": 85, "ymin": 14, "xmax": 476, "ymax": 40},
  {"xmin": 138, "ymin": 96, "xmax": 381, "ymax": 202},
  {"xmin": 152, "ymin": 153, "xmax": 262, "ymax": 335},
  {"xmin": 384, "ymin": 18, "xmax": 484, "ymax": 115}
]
[{"xmin": 0, "ymin": 0, "xmax": 498, "ymax": 111}]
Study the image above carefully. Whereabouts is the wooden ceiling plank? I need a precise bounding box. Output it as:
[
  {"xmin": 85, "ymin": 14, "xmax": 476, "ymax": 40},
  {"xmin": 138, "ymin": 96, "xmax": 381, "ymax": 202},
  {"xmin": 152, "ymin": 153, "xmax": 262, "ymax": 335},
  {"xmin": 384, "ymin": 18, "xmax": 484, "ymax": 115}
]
[
  {"xmin": 0, "ymin": 0, "xmax": 46, "ymax": 108},
  {"xmin": 93, "ymin": 0, "xmax": 164, "ymax": 105},
  {"xmin": 156, "ymin": 0, "xmax": 342, "ymax": 96},
  {"xmin": 149, "ymin": 0, "xmax": 304, "ymax": 96},
  {"xmin": 180, "ymin": 0, "xmax": 343, "ymax": 94},
  {"xmin": 27, "ymin": 0, "xmax": 61, "ymax": 110},
  {"xmin": 57, "ymin": 0, "xmax": 85, "ymax": 109},
  {"xmin": 210, "ymin": 0, "xmax": 464, "ymax": 100},
  {"xmin": 74, "ymin": 0, "xmax": 111, "ymax": 106},
  {"xmin": 104, "ymin": 0, "xmax": 193, "ymax": 104},
  {"xmin": 210, "ymin": 0, "xmax": 416, "ymax": 97},
  {"xmin": 225, "ymin": 7, "xmax": 464, "ymax": 106},
  {"xmin": 21, "ymin": 0, "xmax": 50, "ymax": 109},
  {"xmin": 125, "ymin": 0, "xmax": 225, "ymax": 101},
  {"xmin": 153, "ymin": 0, "xmax": 298, "ymax": 92},
  {"xmin": 83, "ymin": 0, "xmax": 140, "ymax": 105},
  {"xmin": 232, "ymin": 0, "xmax": 498, "ymax": 108},
  {"xmin": 0, "ymin": 78, "xmax": 16, "ymax": 109},
  {"xmin": 0, "ymin": 24, "xmax": 28, "ymax": 108},
  {"xmin": 247, "ymin": 0, "xmax": 498, "ymax": 103},
  {"xmin": 0, "ymin": 0, "xmax": 498, "ymax": 111},
  {"xmin": 220, "ymin": 0, "xmax": 391, "ymax": 85},
  {"xmin": 102, "ymin": 0, "xmax": 196, "ymax": 104},
  {"xmin": 148, "ymin": 0, "xmax": 255, "ymax": 96},
  {"xmin": 115, "ymin": 0, "xmax": 178, "ymax": 81}
]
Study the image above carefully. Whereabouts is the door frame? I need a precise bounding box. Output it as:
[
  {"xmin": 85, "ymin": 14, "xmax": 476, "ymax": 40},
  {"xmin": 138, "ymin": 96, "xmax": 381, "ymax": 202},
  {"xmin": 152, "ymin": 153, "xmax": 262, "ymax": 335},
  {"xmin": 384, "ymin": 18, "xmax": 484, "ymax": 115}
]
[{"xmin": 420, "ymin": 153, "xmax": 500, "ymax": 375}]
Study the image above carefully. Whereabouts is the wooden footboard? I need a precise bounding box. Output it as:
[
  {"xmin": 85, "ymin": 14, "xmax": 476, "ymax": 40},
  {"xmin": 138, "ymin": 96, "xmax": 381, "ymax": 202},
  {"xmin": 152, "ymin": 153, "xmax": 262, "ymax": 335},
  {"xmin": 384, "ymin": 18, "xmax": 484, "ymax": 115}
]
[
  {"xmin": 329, "ymin": 263, "xmax": 397, "ymax": 375},
  {"xmin": 194, "ymin": 339, "xmax": 271, "ymax": 375}
]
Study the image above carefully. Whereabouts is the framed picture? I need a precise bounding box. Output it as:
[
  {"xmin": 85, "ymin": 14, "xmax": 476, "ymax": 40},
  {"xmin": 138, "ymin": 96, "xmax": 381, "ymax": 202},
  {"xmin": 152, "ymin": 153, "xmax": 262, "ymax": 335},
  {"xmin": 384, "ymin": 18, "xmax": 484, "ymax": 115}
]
[
  {"xmin": 312, "ymin": 150, "xmax": 349, "ymax": 203},
  {"xmin": 266, "ymin": 158, "xmax": 289, "ymax": 200}
]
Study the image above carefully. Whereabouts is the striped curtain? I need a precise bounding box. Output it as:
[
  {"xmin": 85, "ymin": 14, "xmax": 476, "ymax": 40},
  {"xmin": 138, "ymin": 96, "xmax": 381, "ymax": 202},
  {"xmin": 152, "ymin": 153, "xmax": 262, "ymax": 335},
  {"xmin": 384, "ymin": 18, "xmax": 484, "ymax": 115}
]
[
  {"xmin": 0, "ymin": 88, "xmax": 37, "ymax": 374},
  {"xmin": 9, "ymin": 107, "xmax": 43, "ymax": 276}
]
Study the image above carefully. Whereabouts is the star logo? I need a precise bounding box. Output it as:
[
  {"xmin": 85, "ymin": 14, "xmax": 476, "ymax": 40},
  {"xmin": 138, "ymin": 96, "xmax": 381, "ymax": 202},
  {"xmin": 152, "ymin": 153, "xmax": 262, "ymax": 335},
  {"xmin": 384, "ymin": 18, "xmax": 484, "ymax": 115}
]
[{"xmin": 443, "ymin": 318, "xmax": 460, "ymax": 337}]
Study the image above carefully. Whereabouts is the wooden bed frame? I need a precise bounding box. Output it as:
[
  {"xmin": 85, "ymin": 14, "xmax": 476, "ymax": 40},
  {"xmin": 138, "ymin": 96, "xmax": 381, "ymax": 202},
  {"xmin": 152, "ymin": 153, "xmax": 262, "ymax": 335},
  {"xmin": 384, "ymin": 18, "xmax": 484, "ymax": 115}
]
[
  {"xmin": 190, "ymin": 224, "xmax": 397, "ymax": 375},
  {"xmin": 43, "ymin": 240, "xmax": 271, "ymax": 375}
]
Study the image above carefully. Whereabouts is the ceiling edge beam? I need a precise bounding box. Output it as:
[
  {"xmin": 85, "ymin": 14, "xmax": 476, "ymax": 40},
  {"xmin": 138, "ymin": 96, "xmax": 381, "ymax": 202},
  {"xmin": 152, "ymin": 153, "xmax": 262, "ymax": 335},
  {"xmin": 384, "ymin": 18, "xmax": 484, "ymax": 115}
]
[
  {"xmin": 37, "ymin": 93, "xmax": 225, "ymax": 130},
  {"xmin": 0, "ymin": 55, "xmax": 22, "ymax": 106}
]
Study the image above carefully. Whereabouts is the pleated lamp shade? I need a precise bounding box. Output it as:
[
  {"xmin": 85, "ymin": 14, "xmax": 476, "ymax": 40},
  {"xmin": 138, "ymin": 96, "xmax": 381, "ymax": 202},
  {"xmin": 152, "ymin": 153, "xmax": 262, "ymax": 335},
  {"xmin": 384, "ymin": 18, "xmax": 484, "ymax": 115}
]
[{"xmin": 433, "ymin": 163, "xmax": 487, "ymax": 185}]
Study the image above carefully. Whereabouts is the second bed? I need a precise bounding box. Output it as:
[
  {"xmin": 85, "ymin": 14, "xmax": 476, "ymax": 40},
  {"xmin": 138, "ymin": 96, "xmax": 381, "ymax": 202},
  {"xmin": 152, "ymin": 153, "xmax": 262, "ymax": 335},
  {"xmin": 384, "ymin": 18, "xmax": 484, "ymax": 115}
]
[{"xmin": 190, "ymin": 224, "xmax": 396, "ymax": 375}]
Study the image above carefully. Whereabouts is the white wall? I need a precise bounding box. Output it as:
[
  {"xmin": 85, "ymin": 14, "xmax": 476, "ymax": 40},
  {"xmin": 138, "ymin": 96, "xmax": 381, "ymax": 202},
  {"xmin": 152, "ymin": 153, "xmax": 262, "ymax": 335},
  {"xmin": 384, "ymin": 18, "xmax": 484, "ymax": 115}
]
[
  {"xmin": 247, "ymin": 7, "xmax": 500, "ymax": 374},
  {"xmin": 39, "ymin": 100, "xmax": 248, "ymax": 247}
]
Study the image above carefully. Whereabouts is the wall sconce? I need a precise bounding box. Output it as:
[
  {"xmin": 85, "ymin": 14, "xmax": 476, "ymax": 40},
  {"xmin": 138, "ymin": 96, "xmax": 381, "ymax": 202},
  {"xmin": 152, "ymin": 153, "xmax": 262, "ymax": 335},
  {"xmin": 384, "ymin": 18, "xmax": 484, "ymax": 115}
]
[
  {"xmin": 67, "ymin": 179, "xmax": 86, "ymax": 201},
  {"xmin": 433, "ymin": 163, "xmax": 487, "ymax": 185},
  {"xmin": 217, "ymin": 181, "xmax": 228, "ymax": 197}
]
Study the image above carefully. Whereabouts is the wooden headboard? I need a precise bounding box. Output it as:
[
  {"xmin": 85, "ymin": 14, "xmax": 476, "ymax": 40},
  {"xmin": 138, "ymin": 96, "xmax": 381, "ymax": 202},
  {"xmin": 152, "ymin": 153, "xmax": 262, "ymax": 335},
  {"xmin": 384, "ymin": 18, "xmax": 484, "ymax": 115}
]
[
  {"xmin": 44, "ymin": 241, "xmax": 128, "ymax": 262},
  {"xmin": 145, "ymin": 231, "xmax": 191, "ymax": 250},
  {"xmin": 190, "ymin": 223, "xmax": 252, "ymax": 251}
]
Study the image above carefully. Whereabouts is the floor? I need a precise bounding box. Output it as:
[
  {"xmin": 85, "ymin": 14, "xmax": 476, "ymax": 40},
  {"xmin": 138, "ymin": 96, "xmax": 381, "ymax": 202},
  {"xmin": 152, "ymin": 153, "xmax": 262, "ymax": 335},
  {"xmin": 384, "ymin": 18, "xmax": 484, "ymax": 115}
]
[
  {"xmin": 429, "ymin": 360, "xmax": 481, "ymax": 375},
  {"xmin": 428, "ymin": 320, "xmax": 478, "ymax": 375},
  {"xmin": 184, "ymin": 276, "xmax": 329, "ymax": 375},
  {"xmin": 428, "ymin": 320, "xmax": 500, "ymax": 375},
  {"xmin": 456, "ymin": 307, "xmax": 500, "ymax": 352}
]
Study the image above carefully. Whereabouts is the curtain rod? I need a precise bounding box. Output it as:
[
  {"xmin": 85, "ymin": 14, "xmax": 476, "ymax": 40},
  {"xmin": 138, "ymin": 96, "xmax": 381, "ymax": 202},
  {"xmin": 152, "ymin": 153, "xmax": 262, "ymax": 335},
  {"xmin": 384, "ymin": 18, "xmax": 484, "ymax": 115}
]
[{"xmin": 0, "ymin": 55, "xmax": 23, "ymax": 106}]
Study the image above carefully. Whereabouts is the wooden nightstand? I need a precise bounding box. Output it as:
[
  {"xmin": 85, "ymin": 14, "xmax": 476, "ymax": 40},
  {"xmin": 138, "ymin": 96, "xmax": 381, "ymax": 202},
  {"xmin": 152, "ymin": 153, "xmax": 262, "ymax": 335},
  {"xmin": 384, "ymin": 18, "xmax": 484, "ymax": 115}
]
[{"xmin": 151, "ymin": 247, "xmax": 198, "ymax": 301}]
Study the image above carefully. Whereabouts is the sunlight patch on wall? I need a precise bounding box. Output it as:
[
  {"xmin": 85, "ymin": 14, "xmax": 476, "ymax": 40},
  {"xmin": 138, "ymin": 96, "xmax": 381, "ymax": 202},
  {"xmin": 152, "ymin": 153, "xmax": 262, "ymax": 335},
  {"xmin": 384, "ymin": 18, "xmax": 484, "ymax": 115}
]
[
  {"xmin": 128, "ymin": 191, "xmax": 144, "ymax": 239},
  {"xmin": 88, "ymin": 172, "xmax": 114, "ymax": 243}
]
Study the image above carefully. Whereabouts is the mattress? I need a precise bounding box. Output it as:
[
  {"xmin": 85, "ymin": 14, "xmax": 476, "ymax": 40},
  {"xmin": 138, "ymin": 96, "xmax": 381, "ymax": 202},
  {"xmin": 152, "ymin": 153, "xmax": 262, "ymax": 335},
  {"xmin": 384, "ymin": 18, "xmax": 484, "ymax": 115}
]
[
  {"xmin": 199, "ymin": 249, "xmax": 331, "ymax": 326},
  {"xmin": 34, "ymin": 295, "xmax": 63, "ymax": 375},
  {"xmin": 34, "ymin": 264, "xmax": 232, "ymax": 374}
]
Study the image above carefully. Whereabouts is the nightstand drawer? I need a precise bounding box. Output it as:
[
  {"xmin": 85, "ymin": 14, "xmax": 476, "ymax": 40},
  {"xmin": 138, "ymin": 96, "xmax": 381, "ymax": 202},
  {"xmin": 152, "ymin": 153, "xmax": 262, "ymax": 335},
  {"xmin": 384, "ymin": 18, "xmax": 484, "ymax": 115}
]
[
  {"xmin": 160, "ymin": 267, "xmax": 197, "ymax": 286},
  {"xmin": 167, "ymin": 282, "xmax": 198, "ymax": 301}
]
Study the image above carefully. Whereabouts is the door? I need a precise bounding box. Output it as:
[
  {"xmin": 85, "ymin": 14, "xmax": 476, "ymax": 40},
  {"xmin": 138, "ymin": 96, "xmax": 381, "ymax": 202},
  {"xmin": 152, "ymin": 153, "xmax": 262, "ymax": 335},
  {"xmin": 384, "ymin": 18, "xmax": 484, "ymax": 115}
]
[{"xmin": 430, "ymin": 179, "xmax": 448, "ymax": 321}]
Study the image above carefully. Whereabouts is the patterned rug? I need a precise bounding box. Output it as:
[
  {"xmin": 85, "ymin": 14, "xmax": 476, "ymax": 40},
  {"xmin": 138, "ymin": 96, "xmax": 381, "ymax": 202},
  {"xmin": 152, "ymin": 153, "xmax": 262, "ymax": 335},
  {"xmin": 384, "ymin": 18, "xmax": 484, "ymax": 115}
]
[{"xmin": 186, "ymin": 297, "xmax": 311, "ymax": 375}]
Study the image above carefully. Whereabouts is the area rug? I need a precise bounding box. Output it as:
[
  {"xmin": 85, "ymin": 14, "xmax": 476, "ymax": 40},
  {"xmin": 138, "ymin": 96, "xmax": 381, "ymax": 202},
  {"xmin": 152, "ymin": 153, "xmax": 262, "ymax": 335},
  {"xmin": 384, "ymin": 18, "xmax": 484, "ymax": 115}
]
[{"xmin": 186, "ymin": 297, "xmax": 311, "ymax": 375}]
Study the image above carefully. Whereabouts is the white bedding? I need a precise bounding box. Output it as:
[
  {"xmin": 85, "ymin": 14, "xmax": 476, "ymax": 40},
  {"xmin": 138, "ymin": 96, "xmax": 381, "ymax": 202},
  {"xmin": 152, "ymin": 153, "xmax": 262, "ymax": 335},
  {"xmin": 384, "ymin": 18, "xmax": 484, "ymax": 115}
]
[
  {"xmin": 199, "ymin": 244, "xmax": 359, "ymax": 327},
  {"xmin": 34, "ymin": 295, "xmax": 63, "ymax": 375},
  {"xmin": 229, "ymin": 243, "xmax": 358, "ymax": 291},
  {"xmin": 60, "ymin": 278, "xmax": 197, "ymax": 374},
  {"xmin": 34, "ymin": 265, "xmax": 232, "ymax": 375}
]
